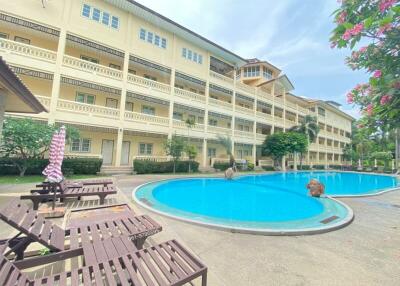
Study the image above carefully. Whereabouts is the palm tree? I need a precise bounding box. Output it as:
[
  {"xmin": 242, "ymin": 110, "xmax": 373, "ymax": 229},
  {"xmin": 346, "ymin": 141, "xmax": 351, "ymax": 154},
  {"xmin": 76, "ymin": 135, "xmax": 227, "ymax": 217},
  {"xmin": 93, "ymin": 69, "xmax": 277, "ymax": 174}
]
[
  {"xmin": 289, "ymin": 115, "xmax": 320, "ymax": 168},
  {"xmin": 216, "ymin": 134, "xmax": 235, "ymax": 169}
]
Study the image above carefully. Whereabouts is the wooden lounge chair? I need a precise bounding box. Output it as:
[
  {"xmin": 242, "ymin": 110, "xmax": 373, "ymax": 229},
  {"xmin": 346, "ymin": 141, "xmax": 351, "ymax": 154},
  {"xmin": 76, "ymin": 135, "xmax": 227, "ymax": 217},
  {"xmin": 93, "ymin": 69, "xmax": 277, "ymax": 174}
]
[
  {"xmin": 37, "ymin": 178, "xmax": 114, "ymax": 190},
  {"xmin": 0, "ymin": 200, "xmax": 162, "ymax": 259},
  {"xmin": 0, "ymin": 236, "xmax": 208, "ymax": 286},
  {"xmin": 21, "ymin": 180, "xmax": 117, "ymax": 210}
]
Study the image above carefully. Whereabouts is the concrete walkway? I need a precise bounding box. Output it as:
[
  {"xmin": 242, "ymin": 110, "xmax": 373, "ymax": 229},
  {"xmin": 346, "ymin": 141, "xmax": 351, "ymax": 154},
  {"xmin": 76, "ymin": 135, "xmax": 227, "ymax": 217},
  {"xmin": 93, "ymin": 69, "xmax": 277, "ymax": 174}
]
[{"xmin": 0, "ymin": 173, "xmax": 399, "ymax": 285}]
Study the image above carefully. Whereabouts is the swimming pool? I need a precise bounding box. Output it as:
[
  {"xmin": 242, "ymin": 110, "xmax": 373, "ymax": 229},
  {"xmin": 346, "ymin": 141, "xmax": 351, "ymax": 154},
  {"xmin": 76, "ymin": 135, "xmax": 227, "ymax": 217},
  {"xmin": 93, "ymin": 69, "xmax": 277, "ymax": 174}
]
[{"xmin": 134, "ymin": 172, "xmax": 398, "ymax": 235}]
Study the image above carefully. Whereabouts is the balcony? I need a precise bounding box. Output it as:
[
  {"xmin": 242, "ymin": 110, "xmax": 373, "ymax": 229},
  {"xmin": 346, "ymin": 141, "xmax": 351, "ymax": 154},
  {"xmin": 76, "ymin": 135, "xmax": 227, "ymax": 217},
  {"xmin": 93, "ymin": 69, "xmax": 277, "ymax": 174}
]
[
  {"xmin": 274, "ymin": 116, "xmax": 284, "ymax": 126},
  {"xmin": 209, "ymin": 98, "xmax": 232, "ymax": 111},
  {"xmin": 235, "ymin": 130, "xmax": 254, "ymax": 139},
  {"xmin": 0, "ymin": 38, "xmax": 57, "ymax": 62},
  {"xmin": 256, "ymin": 133, "xmax": 267, "ymax": 142},
  {"xmin": 174, "ymin": 88, "xmax": 205, "ymax": 104},
  {"xmin": 207, "ymin": 125, "xmax": 231, "ymax": 136},
  {"xmin": 62, "ymin": 55, "xmax": 123, "ymax": 81},
  {"xmin": 57, "ymin": 98, "xmax": 120, "ymax": 119},
  {"xmin": 256, "ymin": 111, "xmax": 273, "ymax": 122},
  {"xmin": 35, "ymin": 95, "xmax": 51, "ymax": 109},
  {"xmin": 235, "ymin": 105, "xmax": 254, "ymax": 116},
  {"xmin": 125, "ymin": 111, "xmax": 169, "ymax": 125},
  {"xmin": 172, "ymin": 119, "xmax": 205, "ymax": 135},
  {"xmin": 286, "ymin": 101, "xmax": 297, "ymax": 110},
  {"xmin": 209, "ymin": 70, "xmax": 234, "ymax": 86},
  {"xmin": 236, "ymin": 82, "xmax": 255, "ymax": 95},
  {"xmin": 127, "ymin": 73, "xmax": 171, "ymax": 94}
]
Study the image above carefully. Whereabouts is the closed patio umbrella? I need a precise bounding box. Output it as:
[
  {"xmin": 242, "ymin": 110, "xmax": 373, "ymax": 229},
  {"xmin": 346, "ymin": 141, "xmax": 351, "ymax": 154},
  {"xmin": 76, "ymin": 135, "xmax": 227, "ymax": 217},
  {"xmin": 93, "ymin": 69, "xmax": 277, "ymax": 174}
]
[{"xmin": 42, "ymin": 126, "xmax": 66, "ymax": 209}]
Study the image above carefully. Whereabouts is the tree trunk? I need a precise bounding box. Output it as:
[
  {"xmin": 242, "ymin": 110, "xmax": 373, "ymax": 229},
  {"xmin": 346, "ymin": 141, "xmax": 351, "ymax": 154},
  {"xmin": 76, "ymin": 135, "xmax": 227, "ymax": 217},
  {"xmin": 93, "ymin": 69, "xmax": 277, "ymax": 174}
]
[
  {"xmin": 300, "ymin": 152, "xmax": 304, "ymax": 169},
  {"xmin": 173, "ymin": 161, "xmax": 176, "ymax": 174}
]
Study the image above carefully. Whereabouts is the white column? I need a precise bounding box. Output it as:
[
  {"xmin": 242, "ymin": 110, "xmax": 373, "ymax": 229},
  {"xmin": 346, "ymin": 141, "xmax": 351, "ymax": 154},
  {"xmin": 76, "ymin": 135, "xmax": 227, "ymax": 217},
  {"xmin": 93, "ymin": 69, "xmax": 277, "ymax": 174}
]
[
  {"xmin": 293, "ymin": 153, "xmax": 298, "ymax": 170},
  {"xmin": 252, "ymin": 144, "xmax": 256, "ymax": 165},
  {"xmin": 168, "ymin": 68, "xmax": 176, "ymax": 140},
  {"xmin": 281, "ymin": 156, "xmax": 286, "ymax": 171},
  {"xmin": 202, "ymin": 138, "xmax": 207, "ymax": 168},
  {"xmin": 0, "ymin": 92, "xmax": 6, "ymax": 144},
  {"xmin": 48, "ymin": 29, "xmax": 67, "ymax": 124}
]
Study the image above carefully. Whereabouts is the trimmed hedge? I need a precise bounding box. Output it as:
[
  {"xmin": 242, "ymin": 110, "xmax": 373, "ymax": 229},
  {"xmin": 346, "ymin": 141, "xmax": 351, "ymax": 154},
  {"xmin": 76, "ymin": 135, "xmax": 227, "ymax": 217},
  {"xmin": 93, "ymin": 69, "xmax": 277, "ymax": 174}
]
[
  {"xmin": 0, "ymin": 157, "xmax": 102, "ymax": 176},
  {"xmin": 329, "ymin": 165, "xmax": 343, "ymax": 170},
  {"xmin": 312, "ymin": 165, "xmax": 326, "ymax": 170},
  {"xmin": 298, "ymin": 165, "xmax": 311, "ymax": 170},
  {"xmin": 213, "ymin": 162, "xmax": 231, "ymax": 171},
  {"xmin": 133, "ymin": 160, "xmax": 199, "ymax": 174},
  {"xmin": 262, "ymin": 166, "xmax": 275, "ymax": 171}
]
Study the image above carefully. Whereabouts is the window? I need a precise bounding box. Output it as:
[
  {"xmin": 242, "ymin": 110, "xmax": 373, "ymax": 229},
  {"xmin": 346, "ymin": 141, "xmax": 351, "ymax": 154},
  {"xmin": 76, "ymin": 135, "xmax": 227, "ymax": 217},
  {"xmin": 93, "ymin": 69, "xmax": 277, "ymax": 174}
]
[
  {"xmin": 173, "ymin": 112, "xmax": 183, "ymax": 121},
  {"xmin": 109, "ymin": 63, "xmax": 121, "ymax": 70},
  {"xmin": 193, "ymin": 52, "xmax": 198, "ymax": 62},
  {"xmin": 318, "ymin": 107, "xmax": 326, "ymax": 116},
  {"xmin": 182, "ymin": 48, "xmax": 203, "ymax": 64},
  {"xmin": 161, "ymin": 38, "xmax": 167, "ymax": 49},
  {"xmin": 71, "ymin": 138, "xmax": 91, "ymax": 152},
  {"xmin": 189, "ymin": 88, "xmax": 197, "ymax": 93},
  {"xmin": 244, "ymin": 66, "xmax": 260, "ymax": 77},
  {"xmin": 139, "ymin": 143, "xmax": 153, "ymax": 155},
  {"xmin": 102, "ymin": 12, "xmax": 110, "ymax": 25},
  {"xmin": 238, "ymin": 124, "xmax": 244, "ymax": 131},
  {"xmin": 142, "ymin": 105, "xmax": 155, "ymax": 115},
  {"xmin": 208, "ymin": 119, "xmax": 217, "ymax": 126},
  {"xmin": 182, "ymin": 48, "xmax": 187, "ymax": 58},
  {"xmin": 106, "ymin": 98, "xmax": 118, "ymax": 108},
  {"xmin": 144, "ymin": 74, "xmax": 157, "ymax": 81},
  {"xmin": 92, "ymin": 8, "xmax": 101, "ymax": 22},
  {"xmin": 263, "ymin": 67, "xmax": 273, "ymax": 79},
  {"xmin": 82, "ymin": 4, "xmax": 91, "ymax": 18},
  {"xmin": 75, "ymin": 92, "xmax": 95, "ymax": 104},
  {"xmin": 111, "ymin": 16, "xmax": 119, "ymax": 29},
  {"xmin": 198, "ymin": 116, "xmax": 204, "ymax": 124},
  {"xmin": 125, "ymin": 101, "xmax": 134, "ymax": 111},
  {"xmin": 227, "ymin": 122, "xmax": 231, "ymax": 128},
  {"xmin": 128, "ymin": 69, "xmax": 136, "ymax": 75},
  {"xmin": 198, "ymin": 55, "xmax": 203, "ymax": 64},
  {"xmin": 139, "ymin": 28, "xmax": 146, "ymax": 40},
  {"xmin": 80, "ymin": 55, "xmax": 99, "ymax": 64},
  {"xmin": 14, "ymin": 36, "xmax": 30, "ymax": 44},
  {"xmin": 154, "ymin": 35, "xmax": 160, "ymax": 46},
  {"xmin": 208, "ymin": 148, "xmax": 216, "ymax": 157},
  {"xmin": 244, "ymin": 126, "xmax": 250, "ymax": 132},
  {"xmin": 0, "ymin": 32, "xmax": 9, "ymax": 39},
  {"xmin": 188, "ymin": 114, "xmax": 196, "ymax": 122},
  {"xmin": 187, "ymin": 50, "xmax": 192, "ymax": 60},
  {"xmin": 147, "ymin": 32, "xmax": 153, "ymax": 43}
]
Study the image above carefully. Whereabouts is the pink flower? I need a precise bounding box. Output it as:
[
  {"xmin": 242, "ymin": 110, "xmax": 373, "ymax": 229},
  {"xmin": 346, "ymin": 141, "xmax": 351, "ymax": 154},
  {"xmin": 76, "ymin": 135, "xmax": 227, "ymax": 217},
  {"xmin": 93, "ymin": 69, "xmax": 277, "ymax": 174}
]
[
  {"xmin": 342, "ymin": 30, "xmax": 352, "ymax": 40},
  {"xmin": 351, "ymin": 23, "xmax": 364, "ymax": 35},
  {"xmin": 337, "ymin": 11, "xmax": 347, "ymax": 24},
  {"xmin": 346, "ymin": 92, "xmax": 354, "ymax": 103},
  {"xmin": 380, "ymin": 95, "xmax": 392, "ymax": 105},
  {"xmin": 359, "ymin": 46, "xmax": 367, "ymax": 53},
  {"xmin": 379, "ymin": 0, "xmax": 396, "ymax": 12},
  {"xmin": 376, "ymin": 23, "xmax": 393, "ymax": 36},
  {"xmin": 365, "ymin": 104, "xmax": 373, "ymax": 116},
  {"xmin": 373, "ymin": 70, "xmax": 382, "ymax": 78}
]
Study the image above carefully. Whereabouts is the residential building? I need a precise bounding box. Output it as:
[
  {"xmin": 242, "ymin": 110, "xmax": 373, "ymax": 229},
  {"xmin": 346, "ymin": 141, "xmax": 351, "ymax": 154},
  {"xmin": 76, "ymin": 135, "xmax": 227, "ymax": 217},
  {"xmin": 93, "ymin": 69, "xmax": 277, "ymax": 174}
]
[{"xmin": 0, "ymin": 0, "xmax": 353, "ymax": 171}]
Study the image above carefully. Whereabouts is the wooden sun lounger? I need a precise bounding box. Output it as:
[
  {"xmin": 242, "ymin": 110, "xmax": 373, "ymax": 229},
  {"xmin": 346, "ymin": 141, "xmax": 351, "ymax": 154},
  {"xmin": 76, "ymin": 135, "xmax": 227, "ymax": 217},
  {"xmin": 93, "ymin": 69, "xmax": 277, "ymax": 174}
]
[
  {"xmin": 36, "ymin": 178, "xmax": 114, "ymax": 190},
  {"xmin": 22, "ymin": 182, "xmax": 117, "ymax": 210},
  {"xmin": 0, "ymin": 200, "xmax": 162, "ymax": 259},
  {"xmin": 0, "ymin": 236, "xmax": 208, "ymax": 286}
]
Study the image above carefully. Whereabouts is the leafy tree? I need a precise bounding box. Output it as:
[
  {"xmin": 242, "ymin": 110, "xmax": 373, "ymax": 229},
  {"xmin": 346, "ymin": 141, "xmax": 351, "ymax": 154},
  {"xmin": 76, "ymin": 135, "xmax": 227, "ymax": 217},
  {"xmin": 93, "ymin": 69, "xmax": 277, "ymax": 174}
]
[
  {"xmin": 164, "ymin": 135, "xmax": 185, "ymax": 173},
  {"xmin": 286, "ymin": 132, "xmax": 308, "ymax": 169},
  {"xmin": 185, "ymin": 118, "xmax": 196, "ymax": 172},
  {"xmin": 289, "ymin": 115, "xmax": 319, "ymax": 167},
  {"xmin": 261, "ymin": 132, "xmax": 289, "ymax": 168},
  {"xmin": 1, "ymin": 118, "xmax": 79, "ymax": 176},
  {"xmin": 216, "ymin": 135, "xmax": 235, "ymax": 167},
  {"xmin": 185, "ymin": 144, "xmax": 198, "ymax": 173},
  {"xmin": 330, "ymin": 0, "xmax": 400, "ymax": 131},
  {"xmin": 371, "ymin": 151, "xmax": 393, "ymax": 168}
]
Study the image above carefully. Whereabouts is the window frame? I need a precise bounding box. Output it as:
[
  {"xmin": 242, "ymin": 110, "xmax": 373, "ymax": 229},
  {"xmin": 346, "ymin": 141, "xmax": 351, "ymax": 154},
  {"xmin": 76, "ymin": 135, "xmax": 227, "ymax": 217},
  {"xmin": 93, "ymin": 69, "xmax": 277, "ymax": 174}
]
[
  {"xmin": 111, "ymin": 16, "xmax": 119, "ymax": 29},
  {"xmin": 139, "ymin": 143, "xmax": 153, "ymax": 155},
  {"xmin": 106, "ymin": 98, "xmax": 118, "ymax": 109},
  {"xmin": 71, "ymin": 138, "xmax": 91, "ymax": 153},
  {"xmin": 14, "ymin": 36, "xmax": 30, "ymax": 45},
  {"xmin": 142, "ymin": 105, "xmax": 155, "ymax": 115},
  {"xmin": 0, "ymin": 32, "xmax": 9, "ymax": 39},
  {"xmin": 92, "ymin": 8, "xmax": 101, "ymax": 22},
  {"xmin": 82, "ymin": 4, "xmax": 91, "ymax": 18},
  {"xmin": 75, "ymin": 92, "xmax": 95, "ymax": 104},
  {"xmin": 102, "ymin": 11, "xmax": 110, "ymax": 25}
]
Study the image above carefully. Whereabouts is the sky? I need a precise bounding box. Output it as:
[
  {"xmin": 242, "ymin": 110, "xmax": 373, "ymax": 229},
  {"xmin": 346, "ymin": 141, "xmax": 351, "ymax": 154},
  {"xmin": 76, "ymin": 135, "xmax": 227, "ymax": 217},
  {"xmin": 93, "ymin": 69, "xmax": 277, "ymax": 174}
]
[{"xmin": 135, "ymin": 0, "xmax": 368, "ymax": 118}]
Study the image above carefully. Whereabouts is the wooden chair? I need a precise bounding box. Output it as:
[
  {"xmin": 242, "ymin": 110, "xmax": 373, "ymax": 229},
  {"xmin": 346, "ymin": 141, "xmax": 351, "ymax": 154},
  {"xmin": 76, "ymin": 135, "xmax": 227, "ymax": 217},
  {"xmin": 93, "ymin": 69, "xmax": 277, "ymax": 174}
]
[{"xmin": 0, "ymin": 200, "xmax": 162, "ymax": 259}]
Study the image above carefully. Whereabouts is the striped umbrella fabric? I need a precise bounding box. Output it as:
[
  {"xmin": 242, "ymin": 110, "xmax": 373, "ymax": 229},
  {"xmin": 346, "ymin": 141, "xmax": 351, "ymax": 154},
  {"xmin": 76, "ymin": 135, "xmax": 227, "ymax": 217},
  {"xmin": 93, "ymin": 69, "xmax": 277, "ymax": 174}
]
[{"xmin": 43, "ymin": 126, "xmax": 66, "ymax": 183}]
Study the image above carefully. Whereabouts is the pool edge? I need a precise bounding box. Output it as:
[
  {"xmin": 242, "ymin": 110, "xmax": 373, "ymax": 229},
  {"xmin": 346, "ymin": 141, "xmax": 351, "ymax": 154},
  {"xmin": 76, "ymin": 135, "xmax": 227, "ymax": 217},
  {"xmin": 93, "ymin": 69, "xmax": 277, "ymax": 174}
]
[{"xmin": 132, "ymin": 179, "xmax": 355, "ymax": 236}]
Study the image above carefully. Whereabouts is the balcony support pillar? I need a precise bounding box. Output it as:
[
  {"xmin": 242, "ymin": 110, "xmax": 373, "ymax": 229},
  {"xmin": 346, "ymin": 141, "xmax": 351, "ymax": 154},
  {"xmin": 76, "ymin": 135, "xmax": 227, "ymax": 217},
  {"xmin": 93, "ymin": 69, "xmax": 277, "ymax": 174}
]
[
  {"xmin": 168, "ymin": 68, "xmax": 176, "ymax": 139},
  {"xmin": 48, "ymin": 29, "xmax": 67, "ymax": 124},
  {"xmin": 115, "ymin": 128, "xmax": 124, "ymax": 167},
  {"xmin": 0, "ymin": 91, "xmax": 6, "ymax": 144},
  {"xmin": 252, "ymin": 144, "xmax": 257, "ymax": 166},
  {"xmin": 202, "ymin": 138, "xmax": 207, "ymax": 168}
]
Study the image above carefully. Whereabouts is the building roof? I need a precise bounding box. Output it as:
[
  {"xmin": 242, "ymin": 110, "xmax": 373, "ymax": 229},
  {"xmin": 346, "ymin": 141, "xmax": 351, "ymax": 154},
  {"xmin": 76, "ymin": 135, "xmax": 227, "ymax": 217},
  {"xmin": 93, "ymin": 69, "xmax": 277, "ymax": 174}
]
[
  {"xmin": 0, "ymin": 57, "xmax": 47, "ymax": 113},
  {"xmin": 105, "ymin": 0, "xmax": 247, "ymax": 67}
]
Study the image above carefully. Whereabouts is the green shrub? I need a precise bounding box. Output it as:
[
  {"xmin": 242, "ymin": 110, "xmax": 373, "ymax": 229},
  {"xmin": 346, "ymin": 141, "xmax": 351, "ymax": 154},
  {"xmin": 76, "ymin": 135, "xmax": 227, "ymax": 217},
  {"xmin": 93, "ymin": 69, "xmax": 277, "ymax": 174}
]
[
  {"xmin": 313, "ymin": 165, "xmax": 326, "ymax": 170},
  {"xmin": 299, "ymin": 165, "xmax": 311, "ymax": 170},
  {"xmin": 330, "ymin": 165, "xmax": 343, "ymax": 170},
  {"xmin": 133, "ymin": 160, "xmax": 199, "ymax": 174},
  {"xmin": 0, "ymin": 157, "xmax": 102, "ymax": 176},
  {"xmin": 262, "ymin": 166, "xmax": 275, "ymax": 171},
  {"xmin": 213, "ymin": 162, "xmax": 231, "ymax": 171},
  {"xmin": 247, "ymin": 163, "xmax": 254, "ymax": 171}
]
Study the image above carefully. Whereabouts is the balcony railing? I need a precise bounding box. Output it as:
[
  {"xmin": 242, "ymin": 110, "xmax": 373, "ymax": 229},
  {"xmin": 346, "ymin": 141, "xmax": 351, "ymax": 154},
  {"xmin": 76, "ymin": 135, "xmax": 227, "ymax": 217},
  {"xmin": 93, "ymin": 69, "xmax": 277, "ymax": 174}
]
[
  {"xmin": 235, "ymin": 130, "xmax": 254, "ymax": 139},
  {"xmin": 174, "ymin": 88, "xmax": 205, "ymax": 103},
  {"xmin": 124, "ymin": 111, "xmax": 169, "ymax": 125},
  {"xmin": 63, "ymin": 55, "xmax": 123, "ymax": 80},
  {"xmin": 35, "ymin": 95, "xmax": 51, "ymax": 108},
  {"xmin": 0, "ymin": 38, "xmax": 57, "ymax": 62},
  {"xmin": 256, "ymin": 111, "xmax": 273, "ymax": 121},
  {"xmin": 256, "ymin": 133, "xmax": 268, "ymax": 141},
  {"xmin": 286, "ymin": 101, "xmax": 297, "ymax": 110},
  {"xmin": 173, "ymin": 119, "xmax": 205, "ymax": 131},
  {"xmin": 127, "ymin": 74, "xmax": 171, "ymax": 94},
  {"xmin": 209, "ymin": 98, "xmax": 232, "ymax": 110},
  {"xmin": 236, "ymin": 82, "xmax": 255, "ymax": 95},
  {"xmin": 57, "ymin": 99, "xmax": 120, "ymax": 118},
  {"xmin": 209, "ymin": 71, "xmax": 234, "ymax": 84},
  {"xmin": 235, "ymin": 105, "xmax": 254, "ymax": 116},
  {"xmin": 207, "ymin": 125, "xmax": 231, "ymax": 135}
]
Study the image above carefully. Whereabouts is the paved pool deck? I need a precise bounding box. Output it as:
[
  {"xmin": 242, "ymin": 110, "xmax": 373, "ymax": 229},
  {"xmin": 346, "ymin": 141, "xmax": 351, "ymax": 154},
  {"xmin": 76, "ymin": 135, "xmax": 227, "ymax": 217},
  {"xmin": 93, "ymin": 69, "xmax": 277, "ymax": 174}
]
[{"xmin": 0, "ymin": 173, "xmax": 399, "ymax": 285}]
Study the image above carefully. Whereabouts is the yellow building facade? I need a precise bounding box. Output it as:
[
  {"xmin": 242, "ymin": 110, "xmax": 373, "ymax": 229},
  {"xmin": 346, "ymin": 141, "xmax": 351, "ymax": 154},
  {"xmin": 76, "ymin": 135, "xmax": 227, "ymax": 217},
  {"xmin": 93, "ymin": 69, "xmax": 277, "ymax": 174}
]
[{"xmin": 0, "ymin": 0, "xmax": 352, "ymax": 171}]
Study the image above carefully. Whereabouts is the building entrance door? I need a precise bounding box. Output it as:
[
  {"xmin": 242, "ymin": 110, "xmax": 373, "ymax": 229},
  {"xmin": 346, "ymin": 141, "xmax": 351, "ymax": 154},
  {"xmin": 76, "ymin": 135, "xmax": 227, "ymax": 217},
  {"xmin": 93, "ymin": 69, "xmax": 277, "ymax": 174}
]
[
  {"xmin": 101, "ymin": 139, "xmax": 114, "ymax": 165},
  {"xmin": 121, "ymin": 141, "xmax": 130, "ymax": 165}
]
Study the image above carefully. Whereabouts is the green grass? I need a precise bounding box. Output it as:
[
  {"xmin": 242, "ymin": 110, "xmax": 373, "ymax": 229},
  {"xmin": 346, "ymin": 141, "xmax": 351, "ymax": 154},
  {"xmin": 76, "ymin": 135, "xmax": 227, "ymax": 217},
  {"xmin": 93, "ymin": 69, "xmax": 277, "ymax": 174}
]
[{"xmin": 0, "ymin": 174, "xmax": 102, "ymax": 185}]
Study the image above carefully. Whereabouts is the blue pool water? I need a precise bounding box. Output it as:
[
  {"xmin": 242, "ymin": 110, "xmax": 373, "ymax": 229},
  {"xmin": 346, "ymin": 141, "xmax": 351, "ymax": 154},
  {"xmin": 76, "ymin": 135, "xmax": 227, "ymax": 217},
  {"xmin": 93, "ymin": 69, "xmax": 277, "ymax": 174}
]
[{"xmin": 134, "ymin": 172, "xmax": 398, "ymax": 233}]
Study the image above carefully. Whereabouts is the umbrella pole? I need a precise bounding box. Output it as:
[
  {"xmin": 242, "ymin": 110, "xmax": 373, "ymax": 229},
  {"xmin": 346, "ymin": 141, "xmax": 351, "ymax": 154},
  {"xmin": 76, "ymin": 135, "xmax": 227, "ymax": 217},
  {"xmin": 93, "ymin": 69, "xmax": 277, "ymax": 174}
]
[{"xmin": 51, "ymin": 183, "xmax": 56, "ymax": 210}]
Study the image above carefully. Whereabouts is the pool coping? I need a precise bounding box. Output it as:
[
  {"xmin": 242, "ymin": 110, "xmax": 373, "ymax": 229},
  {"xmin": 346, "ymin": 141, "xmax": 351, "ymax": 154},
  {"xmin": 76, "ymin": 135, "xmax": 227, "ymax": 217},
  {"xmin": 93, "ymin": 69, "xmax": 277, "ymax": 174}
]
[{"xmin": 132, "ymin": 175, "xmax": 356, "ymax": 236}]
